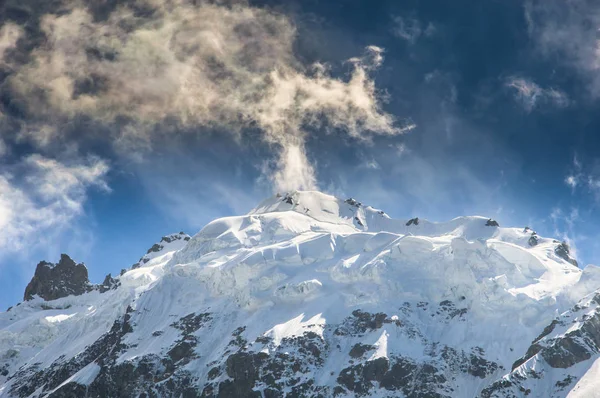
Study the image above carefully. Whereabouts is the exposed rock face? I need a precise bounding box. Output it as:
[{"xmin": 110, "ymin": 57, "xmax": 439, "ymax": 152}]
[
  {"xmin": 2, "ymin": 306, "xmax": 501, "ymax": 398},
  {"xmin": 555, "ymin": 242, "xmax": 578, "ymax": 267},
  {"xmin": 483, "ymin": 294, "xmax": 600, "ymax": 397},
  {"xmin": 528, "ymin": 233, "xmax": 539, "ymax": 247},
  {"xmin": 344, "ymin": 198, "xmax": 362, "ymax": 207},
  {"xmin": 406, "ymin": 217, "xmax": 419, "ymax": 226},
  {"xmin": 99, "ymin": 273, "xmax": 120, "ymax": 293},
  {"xmin": 485, "ymin": 219, "xmax": 499, "ymax": 227},
  {"xmin": 23, "ymin": 254, "xmax": 91, "ymax": 301}
]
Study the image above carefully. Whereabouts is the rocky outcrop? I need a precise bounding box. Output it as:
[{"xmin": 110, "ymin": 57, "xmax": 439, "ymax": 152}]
[
  {"xmin": 23, "ymin": 254, "xmax": 92, "ymax": 301},
  {"xmin": 555, "ymin": 242, "xmax": 578, "ymax": 267},
  {"xmin": 485, "ymin": 219, "xmax": 499, "ymax": 227},
  {"xmin": 2, "ymin": 306, "xmax": 503, "ymax": 398},
  {"xmin": 483, "ymin": 295, "xmax": 600, "ymax": 397},
  {"xmin": 528, "ymin": 233, "xmax": 539, "ymax": 247},
  {"xmin": 406, "ymin": 217, "xmax": 419, "ymax": 226},
  {"xmin": 345, "ymin": 198, "xmax": 362, "ymax": 207},
  {"xmin": 99, "ymin": 273, "xmax": 120, "ymax": 293}
]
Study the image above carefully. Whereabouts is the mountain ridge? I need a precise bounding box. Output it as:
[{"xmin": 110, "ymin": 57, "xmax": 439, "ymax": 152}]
[{"xmin": 1, "ymin": 190, "xmax": 597, "ymax": 398}]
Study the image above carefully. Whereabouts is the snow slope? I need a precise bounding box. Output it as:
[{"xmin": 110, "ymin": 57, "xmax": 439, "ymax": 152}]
[{"xmin": 1, "ymin": 190, "xmax": 599, "ymax": 397}]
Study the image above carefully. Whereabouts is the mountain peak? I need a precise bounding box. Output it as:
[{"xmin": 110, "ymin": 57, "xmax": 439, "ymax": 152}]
[
  {"xmin": 250, "ymin": 190, "xmax": 397, "ymax": 232},
  {"xmin": 2, "ymin": 192, "xmax": 596, "ymax": 398},
  {"xmin": 23, "ymin": 254, "xmax": 91, "ymax": 301},
  {"xmin": 249, "ymin": 190, "xmax": 509, "ymax": 241}
]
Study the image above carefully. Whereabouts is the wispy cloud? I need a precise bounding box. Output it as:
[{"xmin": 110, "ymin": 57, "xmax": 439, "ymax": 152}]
[
  {"xmin": 505, "ymin": 76, "xmax": 569, "ymax": 111},
  {"xmin": 565, "ymin": 175, "xmax": 579, "ymax": 190},
  {"xmin": 564, "ymin": 155, "xmax": 583, "ymax": 192},
  {"xmin": 549, "ymin": 206, "xmax": 582, "ymax": 261},
  {"xmin": 0, "ymin": 155, "xmax": 109, "ymax": 253},
  {"xmin": 391, "ymin": 16, "xmax": 422, "ymax": 43},
  {"xmin": 525, "ymin": 0, "xmax": 600, "ymax": 97},
  {"xmin": 391, "ymin": 16, "xmax": 435, "ymax": 44},
  {"xmin": 561, "ymin": 155, "xmax": 600, "ymax": 202}
]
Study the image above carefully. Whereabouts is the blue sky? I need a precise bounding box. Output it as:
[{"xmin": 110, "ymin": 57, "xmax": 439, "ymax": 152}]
[{"xmin": 1, "ymin": 0, "xmax": 600, "ymax": 309}]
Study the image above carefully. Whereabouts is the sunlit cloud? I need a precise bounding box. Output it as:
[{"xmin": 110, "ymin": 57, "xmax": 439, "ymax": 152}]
[{"xmin": 1, "ymin": 0, "xmax": 411, "ymax": 192}]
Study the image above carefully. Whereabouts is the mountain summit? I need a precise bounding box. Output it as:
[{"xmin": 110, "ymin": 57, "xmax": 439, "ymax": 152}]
[{"xmin": 1, "ymin": 190, "xmax": 598, "ymax": 397}]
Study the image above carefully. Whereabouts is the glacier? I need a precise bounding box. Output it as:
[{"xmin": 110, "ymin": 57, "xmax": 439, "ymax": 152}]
[{"xmin": 1, "ymin": 190, "xmax": 600, "ymax": 397}]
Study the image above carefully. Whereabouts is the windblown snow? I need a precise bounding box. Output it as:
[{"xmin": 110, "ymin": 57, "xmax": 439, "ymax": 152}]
[{"xmin": 1, "ymin": 190, "xmax": 599, "ymax": 397}]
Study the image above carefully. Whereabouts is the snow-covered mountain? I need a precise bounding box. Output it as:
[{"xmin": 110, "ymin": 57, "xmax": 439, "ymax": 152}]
[{"xmin": 1, "ymin": 190, "xmax": 600, "ymax": 397}]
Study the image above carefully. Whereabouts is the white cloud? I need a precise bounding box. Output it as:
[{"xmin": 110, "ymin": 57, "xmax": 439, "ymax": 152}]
[
  {"xmin": 4, "ymin": 0, "xmax": 409, "ymax": 192},
  {"xmin": 505, "ymin": 76, "xmax": 569, "ymax": 111},
  {"xmin": 0, "ymin": 155, "xmax": 109, "ymax": 252},
  {"xmin": 0, "ymin": 22, "xmax": 22, "ymax": 64},
  {"xmin": 565, "ymin": 175, "xmax": 578, "ymax": 189}
]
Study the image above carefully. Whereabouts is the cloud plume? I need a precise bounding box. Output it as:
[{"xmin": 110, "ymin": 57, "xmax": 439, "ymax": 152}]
[{"xmin": 2, "ymin": 0, "xmax": 407, "ymax": 191}]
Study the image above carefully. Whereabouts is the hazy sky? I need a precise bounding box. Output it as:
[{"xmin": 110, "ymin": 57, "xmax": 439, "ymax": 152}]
[{"xmin": 1, "ymin": 0, "xmax": 600, "ymax": 309}]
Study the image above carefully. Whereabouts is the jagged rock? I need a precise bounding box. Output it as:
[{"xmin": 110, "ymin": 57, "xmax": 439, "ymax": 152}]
[
  {"xmin": 349, "ymin": 343, "xmax": 375, "ymax": 358},
  {"xmin": 485, "ymin": 219, "xmax": 499, "ymax": 227},
  {"xmin": 528, "ymin": 233, "xmax": 539, "ymax": 247},
  {"xmin": 338, "ymin": 357, "xmax": 389, "ymax": 394},
  {"xmin": 541, "ymin": 312, "xmax": 600, "ymax": 368},
  {"xmin": 345, "ymin": 198, "xmax": 362, "ymax": 207},
  {"xmin": 555, "ymin": 242, "xmax": 578, "ymax": 267},
  {"xmin": 406, "ymin": 217, "xmax": 419, "ymax": 226},
  {"xmin": 334, "ymin": 310, "xmax": 388, "ymax": 335},
  {"xmin": 23, "ymin": 254, "xmax": 92, "ymax": 301},
  {"xmin": 441, "ymin": 346, "xmax": 499, "ymax": 379},
  {"xmin": 146, "ymin": 243, "xmax": 163, "ymax": 254},
  {"xmin": 338, "ymin": 356, "xmax": 448, "ymax": 397},
  {"xmin": 99, "ymin": 273, "xmax": 119, "ymax": 293}
]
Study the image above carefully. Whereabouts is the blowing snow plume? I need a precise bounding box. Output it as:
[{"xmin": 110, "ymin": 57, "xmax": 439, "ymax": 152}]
[{"xmin": 0, "ymin": 0, "xmax": 412, "ymax": 191}]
